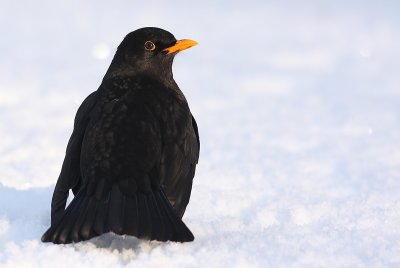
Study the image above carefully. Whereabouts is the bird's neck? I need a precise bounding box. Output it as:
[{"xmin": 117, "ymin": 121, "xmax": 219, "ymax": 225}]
[{"xmin": 103, "ymin": 59, "xmax": 177, "ymax": 89}]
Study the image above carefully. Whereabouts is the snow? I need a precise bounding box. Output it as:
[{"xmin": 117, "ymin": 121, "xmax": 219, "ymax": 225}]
[{"xmin": 1, "ymin": 1, "xmax": 400, "ymax": 267}]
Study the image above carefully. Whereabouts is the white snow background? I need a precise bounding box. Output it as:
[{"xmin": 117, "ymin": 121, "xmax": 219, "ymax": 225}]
[{"xmin": 1, "ymin": 1, "xmax": 400, "ymax": 267}]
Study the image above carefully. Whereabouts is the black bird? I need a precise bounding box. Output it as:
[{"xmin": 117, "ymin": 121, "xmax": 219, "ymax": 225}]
[{"xmin": 41, "ymin": 27, "xmax": 200, "ymax": 244}]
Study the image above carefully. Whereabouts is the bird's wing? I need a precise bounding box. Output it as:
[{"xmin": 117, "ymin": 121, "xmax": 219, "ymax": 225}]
[
  {"xmin": 159, "ymin": 112, "xmax": 200, "ymax": 218},
  {"xmin": 50, "ymin": 91, "xmax": 98, "ymax": 226},
  {"xmin": 192, "ymin": 115, "xmax": 200, "ymax": 158}
]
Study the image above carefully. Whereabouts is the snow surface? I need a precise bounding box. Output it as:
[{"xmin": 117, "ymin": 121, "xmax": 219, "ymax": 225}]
[{"xmin": 1, "ymin": 1, "xmax": 400, "ymax": 267}]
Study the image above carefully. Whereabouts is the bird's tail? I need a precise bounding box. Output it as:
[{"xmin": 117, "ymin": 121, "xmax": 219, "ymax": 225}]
[{"xmin": 41, "ymin": 185, "xmax": 194, "ymax": 244}]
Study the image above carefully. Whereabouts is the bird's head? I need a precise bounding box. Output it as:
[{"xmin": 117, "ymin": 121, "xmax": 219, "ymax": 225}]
[{"xmin": 105, "ymin": 27, "xmax": 197, "ymax": 83}]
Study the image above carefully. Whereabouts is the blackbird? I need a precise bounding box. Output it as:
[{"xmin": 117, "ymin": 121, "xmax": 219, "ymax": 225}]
[{"xmin": 41, "ymin": 27, "xmax": 200, "ymax": 244}]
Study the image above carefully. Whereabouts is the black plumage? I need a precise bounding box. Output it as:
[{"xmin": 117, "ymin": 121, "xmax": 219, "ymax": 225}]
[{"xmin": 42, "ymin": 27, "xmax": 200, "ymax": 244}]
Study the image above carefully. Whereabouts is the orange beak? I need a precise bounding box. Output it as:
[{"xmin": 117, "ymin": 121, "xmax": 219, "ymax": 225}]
[{"xmin": 163, "ymin": 39, "xmax": 198, "ymax": 54}]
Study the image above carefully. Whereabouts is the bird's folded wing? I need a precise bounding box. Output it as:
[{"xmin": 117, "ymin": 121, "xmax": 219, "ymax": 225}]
[
  {"xmin": 50, "ymin": 91, "xmax": 98, "ymax": 226},
  {"xmin": 159, "ymin": 115, "xmax": 200, "ymax": 217}
]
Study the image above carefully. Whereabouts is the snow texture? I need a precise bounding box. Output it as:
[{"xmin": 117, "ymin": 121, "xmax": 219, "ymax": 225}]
[{"xmin": 1, "ymin": 1, "xmax": 400, "ymax": 267}]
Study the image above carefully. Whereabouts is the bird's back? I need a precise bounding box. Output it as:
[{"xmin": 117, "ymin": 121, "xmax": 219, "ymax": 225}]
[{"xmin": 80, "ymin": 75, "xmax": 197, "ymax": 198}]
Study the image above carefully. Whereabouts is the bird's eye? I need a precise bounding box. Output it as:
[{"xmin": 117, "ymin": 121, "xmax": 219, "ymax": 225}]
[{"xmin": 144, "ymin": 41, "xmax": 156, "ymax": 51}]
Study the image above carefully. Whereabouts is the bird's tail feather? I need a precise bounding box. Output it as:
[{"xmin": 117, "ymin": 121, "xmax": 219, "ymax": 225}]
[{"xmin": 41, "ymin": 186, "xmax": 194, "ymax": 244}]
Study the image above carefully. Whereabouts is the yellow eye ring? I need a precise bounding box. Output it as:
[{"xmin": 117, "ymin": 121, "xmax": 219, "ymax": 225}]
[{"xmin": 144, "ymin": 41, "xmax": 156, "ymax": 51}]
